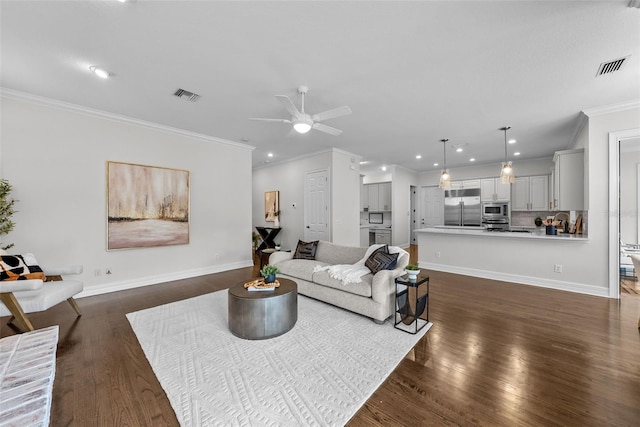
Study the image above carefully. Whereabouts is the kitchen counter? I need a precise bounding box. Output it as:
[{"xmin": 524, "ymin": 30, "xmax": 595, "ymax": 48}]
[{"xmin": 418, "ymin": 226, "xmax": 589, "ymax": 242}]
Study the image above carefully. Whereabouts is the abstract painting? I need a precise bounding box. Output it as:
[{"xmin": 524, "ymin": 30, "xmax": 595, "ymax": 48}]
[{"xmin": 107, "ymin": 161, "xmax": 190, "ymax": 250}]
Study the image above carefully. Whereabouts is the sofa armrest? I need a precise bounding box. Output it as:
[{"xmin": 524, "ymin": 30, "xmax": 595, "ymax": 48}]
[
  {"xmin": 370, "ymin": 268, "xmax": 404, "ymax": 303},
  {"xmin": 0, "ymin": 279, "xmax": 44, "ymax": 293},
  {"xmin": 269, "ymin": 251, "xmax": 293, "ymax": 265}
]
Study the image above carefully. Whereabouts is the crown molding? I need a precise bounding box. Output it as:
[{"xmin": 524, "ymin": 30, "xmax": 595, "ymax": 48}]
[
  {"xmin": 253, "ymin": 147, "xmax": 360, "ymax": 170},
  {"xmin": 582, "ymin": 99, "xmax": 640, "ymax": 118},
  {"xmin": 568, "ymin": 111, "xmax": 589, "ymax": 149},
  {"xmin": 0, "ymin": 88, "xmax": 255, "ymax": 151}
]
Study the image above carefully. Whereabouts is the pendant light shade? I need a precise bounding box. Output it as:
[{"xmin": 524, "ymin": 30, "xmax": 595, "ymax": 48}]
[
  {"xmin": 439, "ymin": 138, "xmax": 451, "ymax": 189},
  {"xmin": 499, "ymin": 127, "xmax": 515, "ymax": 184}
]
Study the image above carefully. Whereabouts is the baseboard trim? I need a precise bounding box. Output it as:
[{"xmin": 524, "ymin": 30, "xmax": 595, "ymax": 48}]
[
  {"xmin": 76, "ymin": 260, "xmax": 254, "ymax": 298},
  {"xmin": 420, "ymin": 262, "xmax": 610, "ymax": 298}
]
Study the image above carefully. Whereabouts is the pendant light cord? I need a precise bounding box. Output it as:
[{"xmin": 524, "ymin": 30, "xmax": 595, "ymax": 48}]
[{"xmin": 500, "ymin": 126, "xmax": 511, "ymax": 162}]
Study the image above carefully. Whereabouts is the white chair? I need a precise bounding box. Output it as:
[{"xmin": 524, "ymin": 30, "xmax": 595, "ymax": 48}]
[{"xmin": 0, "ymin": 265, "xmax": 83, "ymax": 332}]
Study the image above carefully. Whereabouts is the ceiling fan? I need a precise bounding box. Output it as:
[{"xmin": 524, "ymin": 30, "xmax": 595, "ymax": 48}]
[{"xmin": 249, "ymin": 86, "xmax": 352, "ymax": 135}]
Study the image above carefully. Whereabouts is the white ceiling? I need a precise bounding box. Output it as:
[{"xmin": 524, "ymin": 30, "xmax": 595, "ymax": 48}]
[{"xmin": 1, "ymin": 1, "xmax": 639, "ymax": 173}]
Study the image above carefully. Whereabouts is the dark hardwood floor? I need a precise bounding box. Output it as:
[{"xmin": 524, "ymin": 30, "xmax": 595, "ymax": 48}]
[{"xmin": 2, "ymin": 263, "xmax": 639, "ymax": 426}]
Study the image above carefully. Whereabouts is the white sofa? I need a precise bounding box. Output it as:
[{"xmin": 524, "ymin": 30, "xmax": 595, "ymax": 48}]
[{"xmin": 269, "ymin": 241, "xmax": 409, "ymax": 323}]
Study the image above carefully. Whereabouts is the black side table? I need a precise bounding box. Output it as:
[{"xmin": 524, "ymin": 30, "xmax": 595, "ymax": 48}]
[
  {"xmin": 394, "ymin": 273, "xmax": 429, "ymax": 334},
  {"xmin": 255, "ymin": 226, "xmax": 281, "ymax": 251}
]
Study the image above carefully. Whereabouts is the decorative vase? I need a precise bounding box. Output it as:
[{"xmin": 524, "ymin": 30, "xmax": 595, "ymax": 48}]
[
  {"xmin": 264, "ymin": 274, "xmax": 276, "ymax": 284},
  {"xmin": 274, "ymin": 217, "xmax": 280, "ymax": 228},
  {"xmin": 405, "ymin": 269, "xmax": 420, "ymax": 279}
]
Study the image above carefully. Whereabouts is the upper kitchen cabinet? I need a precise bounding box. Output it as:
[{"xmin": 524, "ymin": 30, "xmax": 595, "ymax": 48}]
[
  {"xmin": 481, "ymin": 178, "xmax": 511, "ymax": 202},
  {"xmin": 362, "ymin": 182, "xmax": 392, "ymax": 211},
  {"xmin": 451, "ymin": 179, "xmax": 481, "ymax": 189},
  {"xmin": 552, "ymin": 149, "xmax": 584, "ymax": 211},
  {"xmin": 512, "ymin": 175, "xmax": 549, "ymax": 211}
]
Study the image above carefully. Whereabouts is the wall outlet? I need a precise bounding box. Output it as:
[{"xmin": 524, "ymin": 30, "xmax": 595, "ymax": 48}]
[
  {"xmin": 436, "ymin": 251, "xmax": 441, "ymax": 259},
  {"xmin": 554, "ymin": 264, "xmax": 563, "ymax": 273},
  {"xmin": 94, "ymin": 268, "xmax": 102, "ymax": 276}
]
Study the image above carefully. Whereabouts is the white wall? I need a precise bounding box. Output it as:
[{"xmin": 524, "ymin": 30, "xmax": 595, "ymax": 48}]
[
  {"xmin": 330, "ymin": 150, "xmax": 361, "ymax": 247},
  {"xmin": 1, "ymin": 94, "xmax": 254, "ymax": 296},
  {"xmin": 252, "ymin": 151, "xmax": 331, "ymax": 251}
]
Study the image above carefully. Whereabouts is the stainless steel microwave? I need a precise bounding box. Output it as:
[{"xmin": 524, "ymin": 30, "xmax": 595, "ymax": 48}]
[{"xmin": 482, "ymin": 202, "xmax": 509, "ymax": 219}]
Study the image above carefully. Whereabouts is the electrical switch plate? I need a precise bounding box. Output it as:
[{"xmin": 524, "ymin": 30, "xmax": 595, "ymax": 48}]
[{"xmin": 554, "ymin": 264, "xmax": 563, "ymax": 273}]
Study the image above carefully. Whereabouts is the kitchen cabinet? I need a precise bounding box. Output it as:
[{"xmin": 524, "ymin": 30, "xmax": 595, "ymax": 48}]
[
  {"xmin": 512, "ymin": 175, "xmax": 549, "ymax": 211},
  {"xmin": 552, "ymin": 149, "xmax": 584, "ymax": 210},
  {"xmin": 374, "ymin": 229, "xmax": 392, "ymax": 245},
  {"xmin": 452, "ymin": 179, "xmax": 481, "ymax": 189},
  {"xmin": 481, "ymin": 178, "xmax": 511, "ymax": 202},
  {"xmin": 363, "ymin": 182, "xmax": 392, "ymax": 211}
]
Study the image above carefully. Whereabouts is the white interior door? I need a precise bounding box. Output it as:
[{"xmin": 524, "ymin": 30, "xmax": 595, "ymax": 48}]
[
  {"xmin": 305, "ymin": 169, "xmax": 330, "ymax": 242},
  {"xmin": 419, "ymin": 185, "xmax": 444, "ymax": 228}
]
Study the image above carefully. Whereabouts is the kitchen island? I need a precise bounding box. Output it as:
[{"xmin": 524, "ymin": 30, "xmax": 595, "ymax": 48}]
[{"xmin": 415, "ymin": 226, "xmax": 602, "ymax": 297}]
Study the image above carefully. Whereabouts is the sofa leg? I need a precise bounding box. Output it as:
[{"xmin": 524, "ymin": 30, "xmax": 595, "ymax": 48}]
[{"xmin": 373, "ymin": 319, "xmax": 385, "ymax": 325}]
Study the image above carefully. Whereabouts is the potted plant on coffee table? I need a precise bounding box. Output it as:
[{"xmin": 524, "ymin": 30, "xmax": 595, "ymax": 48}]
[{"xmin": 260, "ymin": 264, "xmax": 280, "ymax": 284}]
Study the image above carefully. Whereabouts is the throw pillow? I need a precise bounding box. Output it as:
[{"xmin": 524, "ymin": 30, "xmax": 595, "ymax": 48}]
[
  {"xmin": 364, "ymin": 245, "xmax": 388, "ymax": 271},
  {"xmin": 0, "ymin": 253, "xmax": 46, "ymax": 281},
  {"xmin": 365, "ymin": 250, "xmax": 398, "ymax": 274},
  {"xmin": 293, "ymin": 240, "xmax": 319, "ymax": 260}
]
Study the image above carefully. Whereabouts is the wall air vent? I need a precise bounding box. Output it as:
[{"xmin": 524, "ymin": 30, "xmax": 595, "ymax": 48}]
[
  {"xmin": 596, "ymin": 56, "xmax": 630, "ymax": 76},
  {"xmin": 174, "ymin": 88, "xmax": 200, "ymax": 102}
]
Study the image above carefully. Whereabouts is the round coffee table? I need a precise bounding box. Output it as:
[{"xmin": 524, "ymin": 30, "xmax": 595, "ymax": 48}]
[{"xmin": 228, "ymin": 278, "xmax": 297, "ymax": 340}]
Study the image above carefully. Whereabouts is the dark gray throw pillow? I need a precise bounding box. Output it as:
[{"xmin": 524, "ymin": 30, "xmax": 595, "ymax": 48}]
[
  {"xmin": 293, "ymin": 240, "xmax": 319, "ymax": 260},
  {"xmin": 365, "ymin": 248, "xmax": 398, "ymax": 274}
]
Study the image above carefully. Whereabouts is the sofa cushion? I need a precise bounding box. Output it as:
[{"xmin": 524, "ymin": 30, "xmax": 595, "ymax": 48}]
[
  {"xmin": 365, "ymin": 250, "xmax": 398, "ymax": 274},
  {"xmin": 314, "ymin": 241, "xmax": 368, "ymax": 265},
  {"xmin": 312, "ymin": 270, "xmax": 373, "ymax": 298},
  {"xmin": 293, "ymin": 240, "xmax": 319, "ymax": 260},
  {"xmin": 277, "ymin": 259, "xmax": 329, "ymax": 282},
  {"xmin": 0, "ymin": 254, "xmax": 46, "ymax": 281}
]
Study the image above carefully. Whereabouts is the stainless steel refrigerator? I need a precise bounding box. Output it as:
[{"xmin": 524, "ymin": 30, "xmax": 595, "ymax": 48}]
[{"xmin": 444, "ymin": 188, "xmax": 482, "ymax": 227}]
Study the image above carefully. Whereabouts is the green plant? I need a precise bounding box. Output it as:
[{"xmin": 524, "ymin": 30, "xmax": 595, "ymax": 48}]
[
  {"xmin": 0, "ymin": 179, "xmax": 16, "ymax": 250},
  {"xmin": 252, "ymin": 231, "xmax": 260, "ymax": 250},
  {"xmin": 406, "ymin": 263, "xmax": 420, "ymax": 271},
  {"xmin": 260, "ymin": 264, "xmax": 280, "ymax": 277}
]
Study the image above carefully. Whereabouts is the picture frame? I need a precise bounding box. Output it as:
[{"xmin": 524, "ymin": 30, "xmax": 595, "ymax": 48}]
[
  {"xmin": 107, "ymin": 161, "xmax": 190, "ymax": 250},
  {"xmin": 264, "ymin": 190, "xmax": 279, "ymax": 222}
]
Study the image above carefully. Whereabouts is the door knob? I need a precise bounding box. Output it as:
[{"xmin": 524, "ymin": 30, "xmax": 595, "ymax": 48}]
[{"xmin": 306, "ymin": 226, "xmax": 310, "ymax": 228}]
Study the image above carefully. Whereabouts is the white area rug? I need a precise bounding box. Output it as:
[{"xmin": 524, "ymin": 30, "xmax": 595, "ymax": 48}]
[{"xmin": 127, "ymin": 290, "xmax": 431, "ymax": 427}]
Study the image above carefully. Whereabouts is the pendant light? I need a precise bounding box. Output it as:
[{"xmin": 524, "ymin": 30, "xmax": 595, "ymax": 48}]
[
  {"xmin": 439, "ymin": 138, "xmax": 451, "ymax": 189},
  {"xmin": 499, "ymin": 126, "xmax": 515, "ymax": 184}
]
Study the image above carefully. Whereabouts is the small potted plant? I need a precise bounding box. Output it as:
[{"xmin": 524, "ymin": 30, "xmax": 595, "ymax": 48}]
[
  {"xmin": 260, "ymin": 264, "xmax": 280, "ymax": 284},
  {"xmin": 405, "ymin": 263, "xmax": 420, "ymax": 279}
]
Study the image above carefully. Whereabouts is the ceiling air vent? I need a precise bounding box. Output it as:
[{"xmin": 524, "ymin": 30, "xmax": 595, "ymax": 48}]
[
  {"xmin": 596, "ymin": 56, "xmax": 630, "ymax": 77},
  {"xmin": 174, "ymin": 88, "xmax": 200, "ymax": 102}
]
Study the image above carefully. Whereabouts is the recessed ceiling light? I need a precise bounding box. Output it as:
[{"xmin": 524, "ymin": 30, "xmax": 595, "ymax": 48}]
[
  {"xmin": 381, "ymin": 166, "xmax": 387, "ymax": 171},
  {"xmin": 470, "ymin": 158, "xmax": 476, "ymax": 162},
  {"xmin": 89, "ymin": 66, "xmax": 111, "ymax": 79},
  {"xmin": 267, "ymin": 152, "xmax": 274, "ymax": 158},
  {"xmin": 508, "ymin": 139, "xmax": 516, "ymax": 144},
  {"xmin": 433, "ymin": 162, "xmax": 439, "ymax": 167},
  {"xmin": 456, "ymin": 148, "xmax": 463, "ymax": 153},
  {"xmin": 241, "ymin": 137, "xmax": 250, "ymax": 142},
  {"xmin": 416, "ymin": 155, "xmax": 422, "ymax": 159},
  {"xmin": 514, "ymin": 152, "xmax": 521, "ymax": 156},
  {"xmin": 359, "ymin": 160, "xmax": 369, "ymax": 165}
]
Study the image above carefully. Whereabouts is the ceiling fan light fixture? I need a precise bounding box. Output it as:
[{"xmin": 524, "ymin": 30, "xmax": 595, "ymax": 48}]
[{"xmin": 293, "ymin": 118, "xmax": 312, "ymax": 134}]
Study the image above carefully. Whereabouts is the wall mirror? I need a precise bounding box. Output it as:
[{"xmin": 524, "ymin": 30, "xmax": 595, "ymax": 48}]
[{"xmin": 264, "ymin": 190, "xmax": 279, "ymax": 222}]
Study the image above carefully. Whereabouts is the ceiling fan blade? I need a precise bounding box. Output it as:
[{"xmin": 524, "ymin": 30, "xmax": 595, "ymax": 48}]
[
  {"xmin": 249, "ymin": 118, "xmax": 292, "ymax": 123},
  {"xmin": 312, "ymin": 122, "xmax": 343, "ymax": 136},
  {"xmin": 275, "ymin": 95, "xmax": 300, "ymax": 117},
  {"xmin": 311, "ymin": 105, "xmax": 352, "ymax": 122}
]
